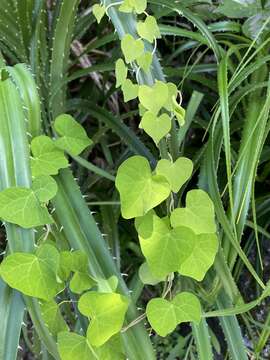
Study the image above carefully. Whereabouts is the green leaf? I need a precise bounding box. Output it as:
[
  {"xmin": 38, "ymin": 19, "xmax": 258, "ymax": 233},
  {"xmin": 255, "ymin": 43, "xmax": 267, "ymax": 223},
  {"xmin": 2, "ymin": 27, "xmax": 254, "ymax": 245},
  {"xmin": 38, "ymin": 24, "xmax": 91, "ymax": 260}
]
[
  {"xmin": 78, "ymin": 291, "xmax": 129, "ymax": 347},
  {"xmin": 57, "ymin": 332, "xmax": 95, "ymax": 360},
  {"xmin": 58, "ymin": 332, "xmax": 124, "ymax": 360},
  {"xmin": 137, "ymin": 211, "xmax": 184, "ymax": 278},
  {"xmin": 92, "ymin": 4, "xmax": 106, "ymax": 24},
  {"xmin": 146, "ymin": 292, "xmax": 201, "ymax": 337},
  {"xmin": 115, "ymin": 59, "xmax": 128, "ymax": 88},
  {"xmin": 164, "ymin": 83, "xmax": 178, "ymax": 112},
  {"xmin": 0, "ymin": 244, "xmax": 60, "ymax": 300},
  {"xmin": 70, "ymin": 272, "xmax": 95, "ymax": 294},
  {"xmin": 137, "ymin": 52, "xmax": 153, "ymax": 72},
  {"xmin": 137, "ymin": 211, "xmax": 218, "ymax": 280},
  {"xmin": 121, "ymin": 79, "xmax": 139, "ymax": 102},
  {"xmin": 176, "ymin": 230, "xmax": 218, "ymax": 281},
  {"xmin": 40, "ymin": 300, "xmax": 68, "ymax": 336},
  {"xmin": 32, "ymin": 175, "xmax": 58, "ymax": 202},
  {"xmin": 217, "ymin": 0, "xmax": 260, "ymax": 18},
  {"xmin": 115, "ymin": 156, "xmax": 170, "ymax": 219},
  {"xmin": 139, "ymin": 262, "xmax": 166, "ymax": 285},
  {"xmin": 59, "ymin": 251, "xmax": 95, "ymax": 293},
  {"xmin": 0, "ymin": 187, "xmax": 53, "ymax": 228},
  {"xmin": 137, "ymin": 16, "xmax": 161, "ymax": 43},
  {"xmin": 54, "ymin": 114, "xmax": 93, "ymax": 156},
  {"xmin": 121, "ymin": 34, "xmax": 144, "ymax": 64},
  {"xmin": 242, "ymin": 11, "xmax": 270, "ymax": 41},
  {"xmin": 96, "ymin": 335, "xmax": 125, "ymax": 360},
  {"xmin": 138, "ymin": 81, "xmax": 168, "ymax": 114},
  {"xmin": 97, "ymin": 275, "xmax": 119, "ymax": 293},
  {"xmin": 59, "ymin": 250, "xmax": 89, "ymax": 280},
  {"xmin": 31, "ymin": 135, "xmax": 68, "ymax": 177},
  {"xmin": 119, "ymin": 0, "xmax": 147, "ymax": 14},
  {"xmin": 155, "ymin": 157, "xmax": 193, "ymax": 193},
  {"xmin": 170, "ymin": 189, "xmax": 216, "ymax": 234},
  {"xmin": 139, "ymin": 111, "xmax": 171, "ymax": 145},
  {"xmin": 173, "ymin": 97, "xmax": 186, "ymax": 126}
]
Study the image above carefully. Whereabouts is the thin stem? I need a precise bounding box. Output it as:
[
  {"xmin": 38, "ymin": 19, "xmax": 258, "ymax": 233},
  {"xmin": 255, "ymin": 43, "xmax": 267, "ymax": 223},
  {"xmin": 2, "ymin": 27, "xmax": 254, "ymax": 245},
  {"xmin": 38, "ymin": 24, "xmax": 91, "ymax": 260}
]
[
  {"xmin": 121, "ymin": 313, "xmax": 146, "ymax": 333},
  {"xmin": 72, "ymin": 155, "xmax": 115, "ymax": 181}
]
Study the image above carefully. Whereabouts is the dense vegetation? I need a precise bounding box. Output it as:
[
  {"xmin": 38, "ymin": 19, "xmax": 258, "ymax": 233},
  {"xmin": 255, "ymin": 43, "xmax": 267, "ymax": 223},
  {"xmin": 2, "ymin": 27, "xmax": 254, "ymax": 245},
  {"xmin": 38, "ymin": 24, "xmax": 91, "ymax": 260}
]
[{"xmin": 0, "ymin": 0, "xmax": 270, "ymax": 359}]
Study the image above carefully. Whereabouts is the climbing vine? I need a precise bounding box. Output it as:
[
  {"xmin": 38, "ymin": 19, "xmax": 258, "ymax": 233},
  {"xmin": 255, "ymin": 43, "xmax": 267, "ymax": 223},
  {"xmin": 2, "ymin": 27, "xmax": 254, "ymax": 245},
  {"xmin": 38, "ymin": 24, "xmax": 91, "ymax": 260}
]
[{"xmin": 0, "ymin": 1, "xmax": 220, "ymax": 359}]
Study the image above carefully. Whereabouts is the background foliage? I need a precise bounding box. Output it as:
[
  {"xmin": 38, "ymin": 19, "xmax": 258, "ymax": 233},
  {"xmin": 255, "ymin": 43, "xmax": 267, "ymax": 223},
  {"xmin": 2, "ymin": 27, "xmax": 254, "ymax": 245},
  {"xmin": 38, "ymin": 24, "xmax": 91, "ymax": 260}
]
[{"xmin": 0, "ymin": 0, "xmax": 270, "ymax": 359}]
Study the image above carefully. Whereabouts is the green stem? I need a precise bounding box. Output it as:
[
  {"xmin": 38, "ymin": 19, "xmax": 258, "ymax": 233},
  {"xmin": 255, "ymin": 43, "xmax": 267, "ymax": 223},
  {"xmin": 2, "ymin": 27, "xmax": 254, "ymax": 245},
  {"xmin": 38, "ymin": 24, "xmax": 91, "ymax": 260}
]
[{"xmin": 71, "ymin": 155, "xmax": 115, "ymax": 181}]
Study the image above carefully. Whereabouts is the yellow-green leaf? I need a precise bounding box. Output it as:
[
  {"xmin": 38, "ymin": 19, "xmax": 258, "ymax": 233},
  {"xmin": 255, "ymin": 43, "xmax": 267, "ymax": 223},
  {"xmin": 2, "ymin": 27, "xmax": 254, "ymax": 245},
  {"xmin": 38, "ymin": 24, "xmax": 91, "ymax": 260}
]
[
  {"xmin": 115, "ymin": 156, "xmax": 170, "ymax": 219},
  {"xmin": 0, "ymin": 187, "xmax": 53, "ymax": 228},
  {"xmin": 31, "ymin": 135, "xmax": 68, "ymax": 177},
  {"xmin": 155, "ymin": 157, "xmax": 193, "ymax": 193},
  {"xmin": 54, "ymin": 114, "xmax": 92, "ymax": 156},
  {"xmin": 78, "ymin": 291, "xmax": 129, "ymax": 347},
  {"xmin": 146, "ymin": 292, "xmax": 201, "ymax": 337},
  {"xmin": 0, "ymin": 244, "xmax": 60, "ymax": 300}
]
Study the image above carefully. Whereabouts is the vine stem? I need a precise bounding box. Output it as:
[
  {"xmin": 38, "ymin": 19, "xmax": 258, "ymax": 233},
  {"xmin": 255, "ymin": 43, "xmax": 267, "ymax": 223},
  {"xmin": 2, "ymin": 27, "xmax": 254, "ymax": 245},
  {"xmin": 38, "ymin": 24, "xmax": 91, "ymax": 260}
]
[{"xmin": 121, "ymin": 313, "xmax": 146, "ymax": 333}]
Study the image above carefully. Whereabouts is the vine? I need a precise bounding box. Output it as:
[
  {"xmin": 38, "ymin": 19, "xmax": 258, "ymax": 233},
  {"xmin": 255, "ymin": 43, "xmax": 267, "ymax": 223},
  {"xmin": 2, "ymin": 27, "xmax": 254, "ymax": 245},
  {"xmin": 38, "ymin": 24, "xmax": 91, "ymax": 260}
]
[
  {"xmin": 92, "ymin": 0, "xmax": 219, "ymax": 343},
  {"xmin": 0, "ymin": 1, "xmax": 220, "ymax": 359}
]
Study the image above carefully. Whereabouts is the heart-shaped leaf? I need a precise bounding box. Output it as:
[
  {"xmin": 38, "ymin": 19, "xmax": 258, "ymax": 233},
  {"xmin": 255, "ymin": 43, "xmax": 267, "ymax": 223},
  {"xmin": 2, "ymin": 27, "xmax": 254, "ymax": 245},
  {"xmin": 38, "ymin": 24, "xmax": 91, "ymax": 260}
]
[
  {"xmin": 139, "ymin": 262, "xmax": 166, "ymax": 285},
  {"xmin": 58, "ymin": 332, "xmax": 95, "ymax": 360},
  {"xmin": 173, "ymin": 96, "xmax": 186, "ymax": 126},
  {"xmin": 170, "ymin": 189, "xmax": 216, "ymax": 234},
  {"xmin": 70, "ymin": 272, "xmax": 95, "ymax": 294},
  {"xmin": 176, "ymin": 229, "xmax": 218, "ymax": 281},
  {"xmin": 121, "ymin": 34, "xmax": 144, "ymax": 64},
  {"xmin": 137, "ymin": 51, "xmax": 153, "ymax": 72},
  {"xmin": 137, "ymin": 211, "xmax": 186, "ymax": 278},
  {"xmin": 115, "ymin": 59, "xmax": 128, "ymax": 88},
  {"xmin": 54, "ymin": 114, "xmax": 92, "ymax": 156},
  {"xmin": 155, "ymin": 157, "xmax": 193, "ymax": 193},
  {"xmin": 93, "ymin": 4, "xmax": 106, "ymax": 24},
  {"xmin": 59, "ymin": 250, "xmax": 95, "ymax": 293},
  {"xmin": 140, "ymin": 111, "xmax": 171, "ymax": 145},
  {"xmin": 32, "ymin": 175, "xmax": 58, "ymax": 202},
  {"xmin": 138, "ymin": 81, "xmax": 168, "ymax": 114},
  {"xmin": 121, "ymin": 79, "xmax": 139, "ymax": 102},
  {"xmin": 164, "ymin": 82, "xmax": 178, "ymax": 111},
  {"xmin": 119, "ymin": 0, "xmax": 147, "ymax": 14},
  {"xmin": 58, "ymin": 332, "xmax": 124, "ymax": 360},
  {"xmin": 40, "ymin": 300, "xmax": 68, "ymax": 336},
  {"xmin": 96, "ymin": 275, "xmax": 118, "ymax": 293},
  {"xmin": 137, "ymin": 211, "xmax": 218, "ymax": 280},
  {"xmin": 60, "ymin": 250, "xmax": 89, "ymax": 275},
  {"xmin": 0, "ymin": 187, "xmax": 53, "ymax": 228},
  {"xmin": 137, "ymin": 16, "xmax": 161, "ymax": 43},
  {"xmin": 78, "ymin": 291, "xmax": 129, "ymax": 347},
  {"xmin": 115, "ymin": 156, "xmax": 170, "ymax": 219},
  {"xmin": 96, "ymin": 335, "xmax": 125, "ymax": 360},
  {"xmin": 0, "ymin": 244, "xmax": 60, "ymax": 300},
  {"xmin": 146, "ymin": 292, "xmax": 201, "ymax": 337},
  {"xmin": 31, "ymin": 135, "xmax": 68, "ymax": 177}
]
